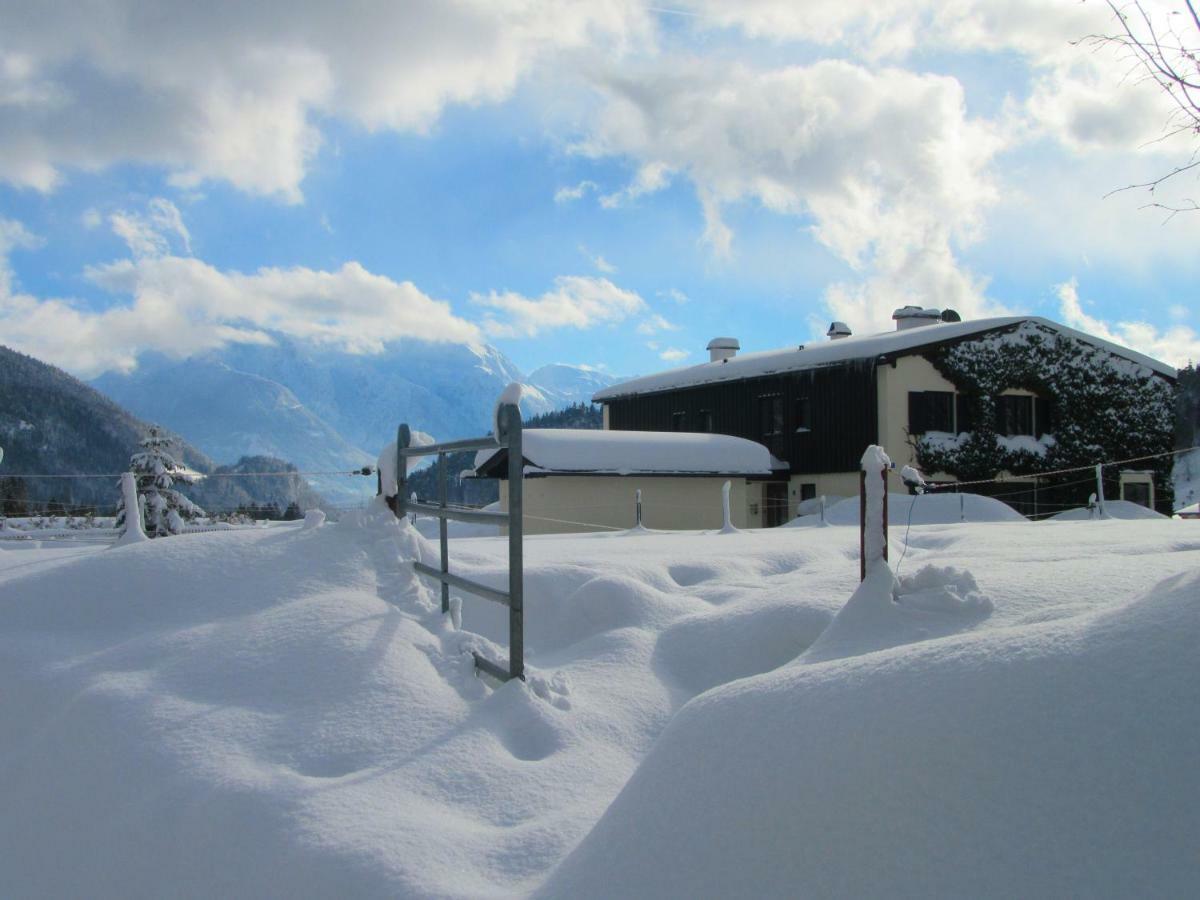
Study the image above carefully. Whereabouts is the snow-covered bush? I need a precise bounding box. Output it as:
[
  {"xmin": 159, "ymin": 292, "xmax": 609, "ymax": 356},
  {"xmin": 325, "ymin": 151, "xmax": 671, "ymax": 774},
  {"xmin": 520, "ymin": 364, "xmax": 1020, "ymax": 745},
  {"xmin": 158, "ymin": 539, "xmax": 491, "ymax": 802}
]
[{"xmin": 116, "ymin": 425, "xmax": 206, "ymax": 538}]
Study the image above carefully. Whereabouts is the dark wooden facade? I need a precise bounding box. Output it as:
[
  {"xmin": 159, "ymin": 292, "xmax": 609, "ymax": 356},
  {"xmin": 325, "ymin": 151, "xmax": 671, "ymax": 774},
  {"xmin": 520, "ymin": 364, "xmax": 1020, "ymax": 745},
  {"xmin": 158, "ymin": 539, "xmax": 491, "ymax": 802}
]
[{"xmin": 605, "ymin": 360, "xmax": 878, "ymax": 475}]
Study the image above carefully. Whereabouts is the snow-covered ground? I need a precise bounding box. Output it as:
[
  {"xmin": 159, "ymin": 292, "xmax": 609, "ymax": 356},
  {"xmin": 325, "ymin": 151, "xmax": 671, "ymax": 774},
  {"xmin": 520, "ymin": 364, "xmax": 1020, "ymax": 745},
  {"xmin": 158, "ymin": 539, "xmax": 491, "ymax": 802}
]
[{"xmin": 1, "ymin": 499, "xmax": 1198, "ymax": 897}]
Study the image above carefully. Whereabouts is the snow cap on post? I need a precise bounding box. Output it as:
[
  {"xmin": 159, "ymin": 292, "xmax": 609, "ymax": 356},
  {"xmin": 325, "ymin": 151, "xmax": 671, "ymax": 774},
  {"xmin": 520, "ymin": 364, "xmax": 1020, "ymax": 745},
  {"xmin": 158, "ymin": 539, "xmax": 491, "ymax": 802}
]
[
  {"xmin": 377, "ymin": 431, "xmax": 434, "ymax": 498},
  {"xmin": 114, "ymin": 472, "xmax": 148, "ymax": 546},
  {"xmin": 495, "ymin": 382, "xmax": 523, "ymax": 438}
]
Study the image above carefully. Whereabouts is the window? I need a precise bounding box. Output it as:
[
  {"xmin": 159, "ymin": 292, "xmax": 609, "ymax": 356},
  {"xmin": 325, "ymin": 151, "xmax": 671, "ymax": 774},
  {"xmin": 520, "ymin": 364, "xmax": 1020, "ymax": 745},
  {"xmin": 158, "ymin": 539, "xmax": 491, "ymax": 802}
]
[
  {"xmin": 671, "ymin": 411, "xmax": 686, "ymax": 432},
  {"xmin": 759, "ymin": 394, "xmax": 784, "ymax": 438},
  {"xmin": 908, "ymin": 391, "xmax": 954, "ymax": 434},
  {"xmin": 799, "ymin": 483, "xmax": 817, "ymax": 501},
  {"xmin": 995, "ymin": 395, "xmax": 1033, "ymax": 436},
  {"xmin": 696, "ymin": 410, "xmax": 713, "ymax": 433},
  {"xmin": 794, "ymin": 396, "xmax": 812, "ymax": 432}
]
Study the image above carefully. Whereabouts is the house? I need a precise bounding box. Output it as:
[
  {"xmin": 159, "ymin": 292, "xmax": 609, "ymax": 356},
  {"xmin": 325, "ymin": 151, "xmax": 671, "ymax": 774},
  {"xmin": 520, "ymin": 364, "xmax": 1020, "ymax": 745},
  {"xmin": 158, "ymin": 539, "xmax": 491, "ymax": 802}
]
[
  {"xmin": 472, "ymin": 428, "xmax": 784, "ymax": 533},
  {"xmin": 590, "ymin": 308, "xmax": 1178, "ymax": 521}
]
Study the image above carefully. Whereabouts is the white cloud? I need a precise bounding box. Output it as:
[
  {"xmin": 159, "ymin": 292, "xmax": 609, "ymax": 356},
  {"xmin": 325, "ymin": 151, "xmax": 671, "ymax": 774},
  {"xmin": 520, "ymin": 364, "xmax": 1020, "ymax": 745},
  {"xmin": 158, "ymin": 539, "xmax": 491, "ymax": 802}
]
[
  {"xmin": 0, "ymin": 1, "xmax": 654, "ymax": 199},
  {"xmin": 109, "ymin": 198, "xmax": 192, "ymax": 258},
  {"xmin": 579, "ymin": 57, "xmax": 1007, "ymax": 332},
  {"xmin": 599, "ymin": 161, "xmax": 673, "ymax": 208},
  {"xmin": 474, "ymin": 275, "xmax": 646, "ymax": 338},
  {"xmin": 0, "ymin": 217, "xmax": 41, "ymax": 295},
  {"xmin": 1057, "ymin": 278, "xmax": 1198, "ymax": 369},
  {"xmin": 636, "ymin": 312, "xmax": 678, "ymax": 335},
  {"xmin": 555, "ymin": 180, "xmax": 598, "ymax": 203},
  {"xmin": 0, "ymin": 219, "xmax": 483, "ymax": 375},
  {"xmin": 659, "ymin": 347, "xmax": 688, "ymax": 362},
  {"xmin": 80, "ymin": 208, "xmax": 102, "ymax": 229},
  {"xmin": 658, "ymin": 287, "xmax": 689, "ymax": 304},
  {"xmin": 578, "ymin": 244, "xmax": 616, "ymax": 273}
]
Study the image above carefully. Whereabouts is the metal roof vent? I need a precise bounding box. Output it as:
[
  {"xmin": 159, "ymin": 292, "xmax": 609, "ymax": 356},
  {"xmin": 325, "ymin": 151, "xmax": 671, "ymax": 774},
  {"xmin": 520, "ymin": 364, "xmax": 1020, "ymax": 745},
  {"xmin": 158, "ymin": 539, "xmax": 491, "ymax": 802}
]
[
  {"xmin": 826, "ymin": 321, "xmax": 852, "ymax": 340},
  {"xmin": 940, "ymin": 308, "xmax": 962, "ymax": 323},
  {"xmin": 706, "ymin": 337, "xmax": 740, "ymax": 362},
  {"xmin": 892, "ymin": 305, "xmax": 942, "ymax": 331}
]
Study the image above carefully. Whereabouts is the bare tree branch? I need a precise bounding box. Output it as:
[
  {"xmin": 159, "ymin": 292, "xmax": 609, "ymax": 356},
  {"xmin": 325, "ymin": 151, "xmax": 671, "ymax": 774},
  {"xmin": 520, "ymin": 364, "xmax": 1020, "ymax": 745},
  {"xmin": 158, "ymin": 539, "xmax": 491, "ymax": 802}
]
[{"xmin": 1078, "ymin": 2, "xmax": 1200, "ymax": 211}]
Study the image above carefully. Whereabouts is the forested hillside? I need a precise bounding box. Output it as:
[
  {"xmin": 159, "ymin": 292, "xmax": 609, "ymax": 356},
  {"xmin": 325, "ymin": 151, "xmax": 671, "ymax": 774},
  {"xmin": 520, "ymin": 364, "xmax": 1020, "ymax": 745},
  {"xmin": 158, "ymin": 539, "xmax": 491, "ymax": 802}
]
[{"xmin": 0, "ymin": 345, "xmax": 320, "ymax": 515}]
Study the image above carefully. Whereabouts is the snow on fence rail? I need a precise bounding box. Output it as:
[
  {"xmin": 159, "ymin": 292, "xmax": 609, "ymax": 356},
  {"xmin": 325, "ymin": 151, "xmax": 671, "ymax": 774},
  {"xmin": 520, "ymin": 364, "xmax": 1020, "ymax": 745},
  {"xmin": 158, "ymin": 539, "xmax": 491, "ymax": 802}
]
[{"xmin": 389, "ymin": 401, "xmax": 526, "ymax": 683}]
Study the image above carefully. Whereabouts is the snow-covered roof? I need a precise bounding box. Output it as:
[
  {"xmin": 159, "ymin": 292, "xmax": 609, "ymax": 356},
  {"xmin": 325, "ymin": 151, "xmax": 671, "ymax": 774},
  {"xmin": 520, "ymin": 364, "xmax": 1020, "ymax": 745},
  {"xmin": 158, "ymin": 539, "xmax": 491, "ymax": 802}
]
[
  {"xmin": 473, "ymin": 428, "xmax": 776, "ymax": 476},
  {"xmin": 593, "ymin": 316, "xmax": 1177, "ymax": 401}
]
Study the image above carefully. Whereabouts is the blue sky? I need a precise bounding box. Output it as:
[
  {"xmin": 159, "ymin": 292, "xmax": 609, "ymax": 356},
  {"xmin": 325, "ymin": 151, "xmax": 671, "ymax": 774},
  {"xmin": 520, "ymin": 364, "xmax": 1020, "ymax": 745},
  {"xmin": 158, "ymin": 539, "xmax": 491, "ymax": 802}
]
[{"xmin": 1, "ymin": 0, "xmax": 1197, "ymax": 380}]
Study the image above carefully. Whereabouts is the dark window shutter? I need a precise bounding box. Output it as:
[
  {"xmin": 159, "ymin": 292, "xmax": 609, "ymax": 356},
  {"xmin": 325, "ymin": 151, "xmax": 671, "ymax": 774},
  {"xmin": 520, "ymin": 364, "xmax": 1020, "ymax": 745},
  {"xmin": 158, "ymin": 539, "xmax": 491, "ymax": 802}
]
[
  {"xmin": 908, "ymin": 391, "xmax": 927, "ymax": 434},
  {"xmin": 956, "ymin": 393, "xmax": 975, "ymax": 434}
]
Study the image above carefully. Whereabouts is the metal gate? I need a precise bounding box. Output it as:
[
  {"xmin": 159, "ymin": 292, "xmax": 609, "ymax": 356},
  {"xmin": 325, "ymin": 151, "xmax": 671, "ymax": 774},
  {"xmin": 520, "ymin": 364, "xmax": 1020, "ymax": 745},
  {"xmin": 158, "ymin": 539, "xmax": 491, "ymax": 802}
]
[{"xmin": 393, "ymin": 402, "xmax": 525, "ymax": 682}]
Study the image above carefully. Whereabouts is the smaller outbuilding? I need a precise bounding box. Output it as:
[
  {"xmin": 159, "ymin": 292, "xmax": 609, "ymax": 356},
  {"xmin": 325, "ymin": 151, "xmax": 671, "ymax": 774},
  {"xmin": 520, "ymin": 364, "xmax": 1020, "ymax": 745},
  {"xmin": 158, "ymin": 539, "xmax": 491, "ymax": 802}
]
[{"xmin": 473, "ymin": 428, "xmax": 785, "ymax": 533}]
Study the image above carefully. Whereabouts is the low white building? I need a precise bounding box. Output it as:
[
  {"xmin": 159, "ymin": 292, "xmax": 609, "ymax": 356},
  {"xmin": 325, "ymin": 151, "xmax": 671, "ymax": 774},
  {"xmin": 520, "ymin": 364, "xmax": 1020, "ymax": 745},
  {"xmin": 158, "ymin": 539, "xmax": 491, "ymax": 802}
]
[{"xmin": 473, "ymin": 428, "xmax": 784, "ymax": 534}]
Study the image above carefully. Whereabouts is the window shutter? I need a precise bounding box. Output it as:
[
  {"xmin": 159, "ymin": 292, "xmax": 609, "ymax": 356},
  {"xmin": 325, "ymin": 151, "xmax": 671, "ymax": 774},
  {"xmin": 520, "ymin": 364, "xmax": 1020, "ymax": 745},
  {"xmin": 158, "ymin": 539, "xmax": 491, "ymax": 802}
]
[
  {"xmin": 956, "ymin": 393, "xmax": 975, "ymax": 434},
  {"xmin": 908, "ymin": 391, "xmax": 927, "ymax": 435}
]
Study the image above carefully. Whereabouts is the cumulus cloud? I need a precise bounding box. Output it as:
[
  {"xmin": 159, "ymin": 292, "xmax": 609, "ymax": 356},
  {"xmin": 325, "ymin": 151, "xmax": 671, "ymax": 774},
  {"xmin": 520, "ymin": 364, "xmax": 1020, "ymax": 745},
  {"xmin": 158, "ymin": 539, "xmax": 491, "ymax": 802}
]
[
  {"xmin": 0, "ymin": 0, "xmax": 653, "ymax": 199},
  {"xmin": 473, "ymin": 275, "xmax": 646, "ymax": 338},
  {"xmin": 1057, "ymin": 278, "xmax": 1199, "ymax": 369},
  {"xmin": 0, "ymin": 214, "xmax": 484, "ymax": 375},
  {"xmin": 659, "ymin": 347, "xmax": 688, "ymax": 362},
  {"xmin": 578, "ymin": 57, "xmax": 1006, "ymax": 331}
]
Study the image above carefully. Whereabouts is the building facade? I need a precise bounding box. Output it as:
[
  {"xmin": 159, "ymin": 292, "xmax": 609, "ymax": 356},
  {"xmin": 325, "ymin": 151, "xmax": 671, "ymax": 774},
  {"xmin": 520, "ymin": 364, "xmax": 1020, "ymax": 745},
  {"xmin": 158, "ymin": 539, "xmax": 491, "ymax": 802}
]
[{"xmin": 594, "ymin": 309, "xmax": 1177, "ymax": 520}]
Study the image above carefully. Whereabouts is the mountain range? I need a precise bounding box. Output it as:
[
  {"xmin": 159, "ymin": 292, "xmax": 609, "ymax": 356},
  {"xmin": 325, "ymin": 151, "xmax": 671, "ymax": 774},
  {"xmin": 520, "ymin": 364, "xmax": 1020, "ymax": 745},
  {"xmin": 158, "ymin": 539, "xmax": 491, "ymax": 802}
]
[
  {"xmin": 0, "ymin": 345, "xmax": 321, "ymax": 515},
  {"xmin": 93, "ymin": 337, "xmax": 626, "ymax": 501}
]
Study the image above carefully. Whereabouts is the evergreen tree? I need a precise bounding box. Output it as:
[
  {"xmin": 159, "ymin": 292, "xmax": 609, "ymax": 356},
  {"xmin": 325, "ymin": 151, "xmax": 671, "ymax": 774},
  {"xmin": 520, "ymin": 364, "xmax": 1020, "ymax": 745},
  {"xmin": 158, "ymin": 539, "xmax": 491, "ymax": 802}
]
[{"xmin": 117, "ymin": 425, "xmax": 205, "ymax": 537}]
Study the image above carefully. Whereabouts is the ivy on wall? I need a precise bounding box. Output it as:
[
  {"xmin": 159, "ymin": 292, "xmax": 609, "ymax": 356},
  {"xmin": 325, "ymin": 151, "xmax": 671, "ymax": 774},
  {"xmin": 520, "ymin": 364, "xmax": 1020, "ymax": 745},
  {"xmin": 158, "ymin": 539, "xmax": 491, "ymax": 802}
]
[{"xmin": 912, "ymin": 322, "xmax": 1175, "ymax": 500}]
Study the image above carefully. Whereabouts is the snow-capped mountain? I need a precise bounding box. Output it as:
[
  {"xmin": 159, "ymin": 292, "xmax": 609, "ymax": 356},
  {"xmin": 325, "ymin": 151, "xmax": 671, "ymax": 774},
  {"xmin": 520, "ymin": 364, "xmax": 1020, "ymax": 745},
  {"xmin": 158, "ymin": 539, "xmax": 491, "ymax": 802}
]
[
  {"xmin": 527, "ymin": 364, "xmax": 626, "ymax": 407},
  {"xmin": 90, "ymin": 338, "xmax": 612, "ymax": 500},
  {"xmin": 94, "ymin": 354, "xmax": 374, "ymax": 501}
]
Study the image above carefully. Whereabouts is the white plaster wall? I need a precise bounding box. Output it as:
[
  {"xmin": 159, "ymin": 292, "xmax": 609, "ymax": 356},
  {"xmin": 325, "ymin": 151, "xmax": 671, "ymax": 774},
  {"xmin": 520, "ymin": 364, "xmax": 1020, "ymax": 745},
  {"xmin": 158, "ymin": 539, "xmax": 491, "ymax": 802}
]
[
  {"xmin": 499, "ymin": 475, "xmax": 759, "ymax": 534},
  {"xmin": 876, "ymin": 354, "xmax": 958, "ymax": 472}
]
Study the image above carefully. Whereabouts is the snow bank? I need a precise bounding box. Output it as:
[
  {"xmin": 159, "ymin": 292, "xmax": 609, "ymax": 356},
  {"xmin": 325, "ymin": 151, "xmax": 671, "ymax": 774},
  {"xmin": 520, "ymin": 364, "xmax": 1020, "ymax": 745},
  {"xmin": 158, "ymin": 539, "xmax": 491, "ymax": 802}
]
[
  {"xmin": 541, "ymin": 568, "xmax": 1200, "ymax": 898},
  {"xmin": 474, "ymin": 428, "xmax": 775, "ymax": 476},
  {"xmin": 1052, "ymin": 499, "xmax": 1168, "ymax": 521},
  {"xmin": 788, "ymin": 491, "xmax": 1026, "ymax": 527},
  {"xmin": 800, "ymin": 564, "xmax": 992, "ymax": 664}
]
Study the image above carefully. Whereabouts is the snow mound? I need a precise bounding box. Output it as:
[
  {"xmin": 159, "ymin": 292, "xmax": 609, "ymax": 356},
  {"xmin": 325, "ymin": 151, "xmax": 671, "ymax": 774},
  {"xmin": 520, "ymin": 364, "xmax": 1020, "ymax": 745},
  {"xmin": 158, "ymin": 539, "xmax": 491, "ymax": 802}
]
[
  {"xmin": 788, "ymin": 491, "xmax": 1026, "ymax": 526},
  {"xmin": 540, "ymin": 568, "xmax": 1200, "ymax": 899},
  {"xmin": 800, "ymin": 564, "xmax": 992, "ymax": 664},
  {"xmin": 1052, "ymin": 499, "xmax": 1168, "ymax": 521}
]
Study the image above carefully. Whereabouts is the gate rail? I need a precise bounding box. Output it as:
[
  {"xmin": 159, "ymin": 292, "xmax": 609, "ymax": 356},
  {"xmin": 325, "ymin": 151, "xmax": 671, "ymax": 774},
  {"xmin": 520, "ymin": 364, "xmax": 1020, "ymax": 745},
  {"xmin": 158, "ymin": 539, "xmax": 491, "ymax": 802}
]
[{"xmin": 393, "ymin": 402, "xmax": 524, "ymax": 682}]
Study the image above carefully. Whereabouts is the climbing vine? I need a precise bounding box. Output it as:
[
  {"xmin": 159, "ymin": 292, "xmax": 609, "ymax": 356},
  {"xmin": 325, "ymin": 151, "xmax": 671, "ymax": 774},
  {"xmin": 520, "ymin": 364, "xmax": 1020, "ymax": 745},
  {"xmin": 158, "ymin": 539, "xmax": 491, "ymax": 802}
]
[{"xmin": 912, "ymin": 322, "xmax": 1175, "ymax": 503}]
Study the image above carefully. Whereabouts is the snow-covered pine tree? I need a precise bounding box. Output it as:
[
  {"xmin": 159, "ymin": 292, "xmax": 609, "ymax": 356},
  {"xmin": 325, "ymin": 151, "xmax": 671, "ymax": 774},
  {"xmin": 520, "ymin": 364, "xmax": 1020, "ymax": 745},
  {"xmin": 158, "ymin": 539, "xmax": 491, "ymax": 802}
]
[{"xmin": 117, "ymin": 425, "xmax": 205, "ymax": 537}]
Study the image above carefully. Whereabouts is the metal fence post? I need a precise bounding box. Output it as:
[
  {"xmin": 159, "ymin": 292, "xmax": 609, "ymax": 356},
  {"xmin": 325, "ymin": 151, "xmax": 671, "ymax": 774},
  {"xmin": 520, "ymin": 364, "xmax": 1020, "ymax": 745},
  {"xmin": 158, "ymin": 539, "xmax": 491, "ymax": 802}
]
[
  {"xmin": 635, "ymin": 488, "xmax": 643, "ymax": 528},
  {"xmin": 503, "ymin": 403, "xmax": 524, "ymax": 681},
  {"xmin": 396, "ymin": 424, "xmax": 410, "ymax": 516},
  {"xmin": 437, "ymin": 451, "xmax": 449, "ymax": 614}
]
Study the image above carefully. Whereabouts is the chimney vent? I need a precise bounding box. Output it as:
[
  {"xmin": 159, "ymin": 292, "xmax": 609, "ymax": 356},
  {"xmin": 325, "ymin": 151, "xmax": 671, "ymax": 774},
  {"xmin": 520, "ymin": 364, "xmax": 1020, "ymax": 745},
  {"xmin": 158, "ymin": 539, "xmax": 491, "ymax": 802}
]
[
  {"xmin": 940, "ymin": 308, "xmax": 961, "ymax": 323},
  {"xmin": 892, "ymin": 306, "xmax": 942, "ymax": 331},
  {"xmin": 826, "ymin": 321, "xmax": 852, "ymax": 340},
  {"xmin": 706, "ymin": 337, "xmax": 740, "ymax": 362}
]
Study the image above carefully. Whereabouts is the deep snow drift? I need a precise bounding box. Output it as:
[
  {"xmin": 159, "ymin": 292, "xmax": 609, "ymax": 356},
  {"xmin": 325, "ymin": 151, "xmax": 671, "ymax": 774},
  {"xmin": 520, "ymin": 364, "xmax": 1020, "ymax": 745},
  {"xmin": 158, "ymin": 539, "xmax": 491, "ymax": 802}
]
[
  {"xmin": 2, "ymin": 501, "xmax": 1198, "ymax": 897},
  {"xmin": 542, "ymin": 565, "xmax": 1200, "ymax": 898}
]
